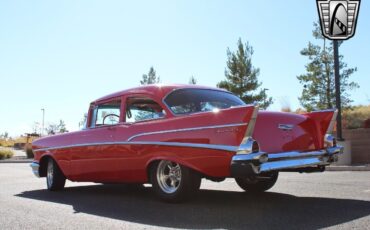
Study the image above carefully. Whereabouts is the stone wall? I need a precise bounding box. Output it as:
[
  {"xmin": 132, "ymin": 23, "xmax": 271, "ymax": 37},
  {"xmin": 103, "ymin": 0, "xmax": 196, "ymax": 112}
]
[{"xmin": 343, "ymin": 128, "xmax": 370, "ymax": 164}]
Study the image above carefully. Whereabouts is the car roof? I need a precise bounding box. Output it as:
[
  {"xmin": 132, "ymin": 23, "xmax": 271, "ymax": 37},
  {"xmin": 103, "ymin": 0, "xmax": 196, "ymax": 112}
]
[{"xmin": 93, "ymin": 84, "xmax": 226, "ymax": 103}]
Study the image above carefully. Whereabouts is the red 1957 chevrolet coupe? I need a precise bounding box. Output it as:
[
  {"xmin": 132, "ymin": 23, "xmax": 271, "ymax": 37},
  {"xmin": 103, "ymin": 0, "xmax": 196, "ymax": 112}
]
[{"xmin": 31, "ymin": 84, "xmax": 343, "ymax": 202}]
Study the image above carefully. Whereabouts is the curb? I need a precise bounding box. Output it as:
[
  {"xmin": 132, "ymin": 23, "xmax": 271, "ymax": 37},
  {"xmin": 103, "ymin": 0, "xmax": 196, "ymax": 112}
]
[
  {"xmin": 0, "ymin": 156, "xmax": 33, "ymax": 163},
  {"xmin": 326, "ymin": 165, "xmax": 370, "ymax": 171},
  {"xmin": 0, "ymin": 159, "xmax": 33, "ymax": 163}
]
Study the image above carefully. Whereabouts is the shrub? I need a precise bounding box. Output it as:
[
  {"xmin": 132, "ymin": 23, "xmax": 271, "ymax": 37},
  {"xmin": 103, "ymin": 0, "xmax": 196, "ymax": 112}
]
[
  {"xmin": 343, "ymin": 105, "xmax": 370, "ymax": 129},
  {"xmin": 0, "ymin": 148, "xmax": 14, "ymax": 160},
  {"xmin": 0, "ymin": 139, "xmax": 14, "ymax": 147},
  {"xmin": 26, "ymin": 148, "xmax": 34, "ymax": 159}
]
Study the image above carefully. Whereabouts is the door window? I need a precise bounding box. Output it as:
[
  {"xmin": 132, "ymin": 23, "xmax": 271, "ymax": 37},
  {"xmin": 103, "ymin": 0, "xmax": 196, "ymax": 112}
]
[
  {"xmin": 92, "ymin": 99, "xmax": 121, "ymax": 127},
  {"xmin": 126, "ymin": 97, "xmax": 165, "ymax": 123}
]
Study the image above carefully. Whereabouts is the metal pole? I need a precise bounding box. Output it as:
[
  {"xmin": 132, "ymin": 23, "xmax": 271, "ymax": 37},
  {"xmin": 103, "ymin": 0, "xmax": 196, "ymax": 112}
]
[
  {"xmin": 41, "ymin": 108, "xmax": 45, "ymax": 136},
  {"xmin": 333, "ymin": 40, "xmax": 344, "ymax": 141},
  {"xmin": 263, "ymin": 88, "xmax": 269, "ymax": 110}
]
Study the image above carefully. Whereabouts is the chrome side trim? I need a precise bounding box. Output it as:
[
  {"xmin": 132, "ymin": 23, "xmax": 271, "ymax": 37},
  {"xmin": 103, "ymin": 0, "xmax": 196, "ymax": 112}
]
[
  {"xmin": 127, "ymin": 123, "xmax": 247, "ymax": 141},
  {"xmin": 237, "ymin": 105, "xmax": 259, "ymax": 155},
  {"xmin": 324, "ymin": 110, "xmax": 338, "ymax": 147},
  {"xmin": 326, "ymin": 109, "xmax": 338, "ymax": 134},
  {"xmin": 244, "ymin": 104, "xmax": 259, "ymax": 137},
  {"xmin": 30, "ymin": 162, "xmax": 40, "ymax": 177},
  {"xmin": 33, "ymin": 141, "xmax": 239, "ymax": 153}
]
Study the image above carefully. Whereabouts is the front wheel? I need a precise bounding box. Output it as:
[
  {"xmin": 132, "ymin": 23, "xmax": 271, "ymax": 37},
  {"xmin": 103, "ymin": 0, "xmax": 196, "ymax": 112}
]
[
  {"xmin": 46, "ymin": 158, "xmax": 66, "ymax": 191},
  {"xmin": 235, "ymin": 172, "xmax": 278, "ymax": 193},
  {"xmin": 150, "ymin": 160, "xmax": 201, "ymax": 202}
]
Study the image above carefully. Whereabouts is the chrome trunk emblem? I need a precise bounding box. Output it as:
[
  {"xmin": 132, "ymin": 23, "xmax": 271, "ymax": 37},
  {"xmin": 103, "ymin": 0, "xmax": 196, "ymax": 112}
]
[{"xmin": 278, "ymin": 124, "xmax": 294, "ymax": 130}]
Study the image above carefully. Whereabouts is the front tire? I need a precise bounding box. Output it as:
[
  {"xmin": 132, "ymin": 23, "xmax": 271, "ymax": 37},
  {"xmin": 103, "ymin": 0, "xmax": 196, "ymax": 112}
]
[
  {"xmin": 46, "ymin": 158, "xmax": 66, "ymax": 191},
  {"xmin": 235, "ymin": 172, "xmax": 278, "ymax": 193},
  {"xmin": 150, "ymin": 160, "xmax": 201, "ymax": 202}
]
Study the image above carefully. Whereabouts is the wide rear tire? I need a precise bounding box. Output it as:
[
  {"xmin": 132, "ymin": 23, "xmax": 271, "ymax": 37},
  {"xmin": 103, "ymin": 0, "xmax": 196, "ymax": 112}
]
[
  {"xmin": 46, "ymin": 158, "xmax": 66, "ymax": 191},
  {"xmin": 150, "ymin": 160, "xmax": 201, "ymax": 203},
  {"xmin": 235, "ymin": 172, "xmax": 278, "ymax": 193}
]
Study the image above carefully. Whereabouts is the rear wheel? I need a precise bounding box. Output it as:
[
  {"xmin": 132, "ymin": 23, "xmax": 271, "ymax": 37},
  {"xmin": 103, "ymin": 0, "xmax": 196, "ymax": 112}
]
[
  {"xmin": 235, "ymin": 172, "xmax": 278, "ymax": 193},
  {"xmin": 151, "ymin": 160, "xmax": 201, "ymax": 202},
  {"xmin": 46, "ymin": 158, "xmax": 66, "ymax": 191}
]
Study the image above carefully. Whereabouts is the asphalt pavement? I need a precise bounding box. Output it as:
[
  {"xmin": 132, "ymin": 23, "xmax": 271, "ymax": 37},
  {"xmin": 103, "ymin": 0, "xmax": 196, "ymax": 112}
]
[{"xmin": 1, "ymin": 163, "xmax": 369, "ymax": 230}]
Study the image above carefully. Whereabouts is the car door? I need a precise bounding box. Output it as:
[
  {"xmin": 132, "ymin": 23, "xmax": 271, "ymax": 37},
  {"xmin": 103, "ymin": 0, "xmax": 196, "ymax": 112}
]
[
  {"xmin": 106, "ymin": 95, "xmax": 169, "ymax": 182},
  {"xmin": 70, "ymin": 98, "xmax": 124, "ymax": 182}
]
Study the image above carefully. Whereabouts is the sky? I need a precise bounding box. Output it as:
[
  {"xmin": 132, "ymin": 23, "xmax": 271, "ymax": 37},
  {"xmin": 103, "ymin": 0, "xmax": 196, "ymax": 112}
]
[{"xmin": 0, "ymin": 0, "xmax": 369, "ymax": 137}]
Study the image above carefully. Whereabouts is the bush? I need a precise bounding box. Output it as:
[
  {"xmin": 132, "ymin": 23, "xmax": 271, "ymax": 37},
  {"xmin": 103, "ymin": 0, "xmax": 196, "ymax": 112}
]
[
  {"xmin": 26, "ymin": 148, "xmax": 34, "ymax": 159},
  {"xmin": 343, "ymin": 105, "xmax": 370, "ymax": 129},
  {"xmin": 0, "ymin": 148, "xmax": 14, "ymax": 160},
  {"xmin": 0, "ymin": 139, "xmax": 14, "ymax": 147}
]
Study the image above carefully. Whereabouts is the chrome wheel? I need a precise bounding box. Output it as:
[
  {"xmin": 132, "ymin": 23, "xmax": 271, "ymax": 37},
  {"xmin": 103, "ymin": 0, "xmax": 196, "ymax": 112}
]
[
  {"xmin": 156, "ymin": 160, "xmax": 182, "ymax": 194},
  {"xmin": 47, "ymin": 160, "xmax": 54, "ymax": 188},
  {"xmin": 45, "ymin": 158, "xmax": 66, "ymax": 191}
]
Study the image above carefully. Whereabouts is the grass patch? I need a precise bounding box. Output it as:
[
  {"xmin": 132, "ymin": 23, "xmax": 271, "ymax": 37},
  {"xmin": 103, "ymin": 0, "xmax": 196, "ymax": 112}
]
[{"xmin": 0, "ymin": 148, "xmax": 14, "ymax": 160}]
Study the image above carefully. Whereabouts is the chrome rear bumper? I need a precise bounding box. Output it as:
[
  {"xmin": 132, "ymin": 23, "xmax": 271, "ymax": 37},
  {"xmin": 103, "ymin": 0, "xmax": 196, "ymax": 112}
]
[
  {"xmin": 30, "ymin": 162, "xmax": 40, "ymax": 177},
  {"xmin": 231, "ymin": 146, "xmax": 343, "ymax": 177}
]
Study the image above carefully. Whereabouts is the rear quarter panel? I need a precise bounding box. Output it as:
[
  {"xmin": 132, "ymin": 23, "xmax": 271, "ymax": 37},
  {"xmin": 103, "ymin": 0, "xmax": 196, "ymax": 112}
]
[{"xmin": 253, "ymin": 111, "xmax": 334, "ymax": 153}]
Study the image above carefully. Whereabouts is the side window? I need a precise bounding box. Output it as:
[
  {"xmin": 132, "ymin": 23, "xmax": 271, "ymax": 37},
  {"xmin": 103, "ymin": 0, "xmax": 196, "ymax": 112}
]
[
  {"xmin": 126, "ymin": 97, "xmax": 165, "ymax": 123},
  {"xmin": 92, "ymin": 99, "xmax": 121, "ymax": 127}
]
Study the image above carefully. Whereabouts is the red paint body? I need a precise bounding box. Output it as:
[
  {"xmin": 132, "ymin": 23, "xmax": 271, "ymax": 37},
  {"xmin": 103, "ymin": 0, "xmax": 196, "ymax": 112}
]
[{"xmin": 32, "ymin": 84, "xmax": 334, "ymax": 183}]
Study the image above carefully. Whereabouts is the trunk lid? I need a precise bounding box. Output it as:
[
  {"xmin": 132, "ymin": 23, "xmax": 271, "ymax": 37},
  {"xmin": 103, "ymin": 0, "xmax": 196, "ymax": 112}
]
[{"xmin": 253, "ymin": 110, "xmax": 336, "ymax": 153}]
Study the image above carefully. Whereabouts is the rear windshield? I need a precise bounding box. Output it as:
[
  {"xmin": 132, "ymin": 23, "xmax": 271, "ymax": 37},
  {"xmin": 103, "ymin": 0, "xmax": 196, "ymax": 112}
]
[{"xmin": 164, "ymin": 89, "xmax": 245, "ymax": 115}]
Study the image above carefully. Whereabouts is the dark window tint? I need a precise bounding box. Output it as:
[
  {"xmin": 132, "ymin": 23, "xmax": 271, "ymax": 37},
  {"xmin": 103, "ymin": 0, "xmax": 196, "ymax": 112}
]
[{"xmin": 164, "ymin": 89, "xmax": 245, "ymax": 115}]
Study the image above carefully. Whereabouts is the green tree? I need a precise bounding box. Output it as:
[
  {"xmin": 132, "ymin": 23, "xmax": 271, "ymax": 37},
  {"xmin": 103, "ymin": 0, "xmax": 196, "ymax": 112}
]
[
  {"xmin": 46, "ymin": 120, "xmax": 68, "ymax": 135},
  {"xmin": 297, "ymin": 22, "xmax": 359, "ymax": 111},
  {"xmin": 78, "ymin": 113, "xmax": 87, "ymax": 129},
  {"xmin": 140, "ymin": 66, "xmax": 160, "ymax": 85},
  {"xmin": 0, "ymin": 132, "xmax": 9, "ymax": 139},
  {"xmin": 217, "ymin": 38, "xmax": 272, "ymax": 109},
  {"xmin": 189, "ymin": 76, "xmax": 197, "ymax": 84},
  {"xmin": 46, "ymin": 123, "xmax": 58, "ymax": 135},
  {"xmin": 58, "ymin": 120, "xmax": 68, "ymax": 133}
]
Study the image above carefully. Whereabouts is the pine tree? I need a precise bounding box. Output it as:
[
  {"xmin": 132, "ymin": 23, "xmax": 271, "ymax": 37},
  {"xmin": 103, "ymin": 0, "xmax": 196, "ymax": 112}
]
[
  {"xmin": 297, "ymin": 22, "xmax": 359, "ymax": 111},
  {"xmin": 58, "ymin": 120, "xmax": 68, "ymax": 133},
  {"xmin": 189, "ymin": 76, "xmax": 197, "ymax": 84},
  {"xmin": 140, "ymin": 67, "xmax": 160, "ymax": 85},
  {"xmin": 217, "ymin": 38, "xmax": 272, "ymax": 109}
]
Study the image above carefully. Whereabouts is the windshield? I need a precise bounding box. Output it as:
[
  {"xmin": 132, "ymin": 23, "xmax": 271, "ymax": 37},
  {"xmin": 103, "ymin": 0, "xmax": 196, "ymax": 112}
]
[{"xmin": 164, "ymin": 89, "xmax": 245, "ymax": 115}]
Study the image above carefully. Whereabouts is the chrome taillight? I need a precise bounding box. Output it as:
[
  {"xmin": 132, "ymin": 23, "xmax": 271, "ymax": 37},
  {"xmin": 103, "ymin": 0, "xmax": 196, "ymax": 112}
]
[
  {"xmin": 252, "ymin": 140, "xmax": 260, "ymax": 153},
  {"xmin": 237, "ymin": 137, "xmax": 260, "ymax": 154},
  {"xmin": 325, "ymin": 134, "xmax": 336, "ymax": 147}
]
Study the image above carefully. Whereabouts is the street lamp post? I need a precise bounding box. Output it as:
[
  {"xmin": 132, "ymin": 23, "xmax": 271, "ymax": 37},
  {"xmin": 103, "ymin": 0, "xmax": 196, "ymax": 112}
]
[
  {"xmin": 333, "ymin": 40, "xmax": 343, "ymax": 141},
  {"xmin": 41, "ymin": 108, "xmax": 45, "ymax": 136},
  {"xmin": 263, "ymin": 88, "xmax": 269, "ymax": 110}
]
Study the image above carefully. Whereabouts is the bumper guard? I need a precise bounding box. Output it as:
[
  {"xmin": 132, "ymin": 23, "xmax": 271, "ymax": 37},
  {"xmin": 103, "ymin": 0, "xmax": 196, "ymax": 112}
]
[
  {"xmin": 231, "ymin": 145, "xmax": 343, "ymax": 177},
  {"xmin": 30, "ymin": 162, "xmax": 40, "ymax": 177}
]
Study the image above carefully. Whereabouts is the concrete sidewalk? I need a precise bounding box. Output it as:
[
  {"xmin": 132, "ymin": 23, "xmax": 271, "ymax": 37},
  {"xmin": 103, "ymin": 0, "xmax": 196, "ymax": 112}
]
[{"xmin": 326, "ymin": 165, "xmax": 370, "ymax": 171}]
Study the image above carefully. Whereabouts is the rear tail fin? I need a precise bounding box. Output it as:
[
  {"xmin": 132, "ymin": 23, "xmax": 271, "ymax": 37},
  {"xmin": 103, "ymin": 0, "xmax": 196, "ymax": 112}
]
[
  {"xmin": 238, "ymin": 105, "xmax": 260, "ymax": 155},
  {"xmin": 304, "ymin": 109, "xmax": 338, "ymax": 148}
]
